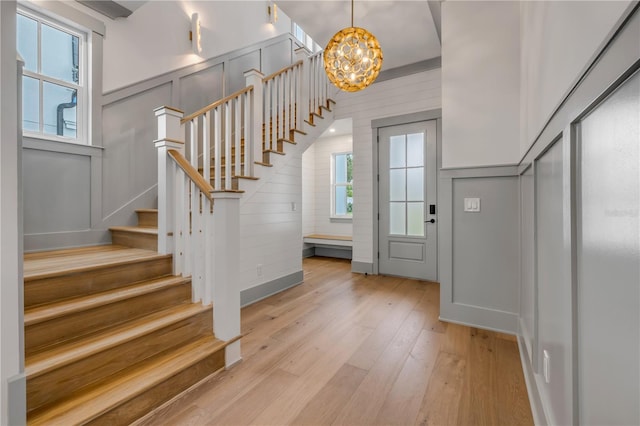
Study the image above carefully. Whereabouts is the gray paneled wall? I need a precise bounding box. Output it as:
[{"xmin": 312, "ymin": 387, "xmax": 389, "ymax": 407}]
[
  {"xmin": 23, "ymin": 148, "xmax": 91, "ymax": 233},
  {"xmin": 516, "ymin": 8, "xmax": 640, "ymax": 425},
  {"xmin": 577, "ymin": 70, "xmax": 639, "ymax": 426},
  {"xmin": 102, "ymin": 82, "xmax": 171, "ymax": 219},
  {"xmin": 439, "ymin": 166, "xmax": 520, "ymax": 333},
  {"xmin": 535, "ymin": 139, "xmax": 572, "ymax": 425},
  {"xmin": 519, "ymin": 165, "xmax": 535, "ymax": 362}
]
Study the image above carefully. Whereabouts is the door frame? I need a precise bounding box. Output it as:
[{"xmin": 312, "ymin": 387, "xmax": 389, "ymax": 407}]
[{"xmin": 371, "ymin": 109, "xmax": 442, "ymax": 279}]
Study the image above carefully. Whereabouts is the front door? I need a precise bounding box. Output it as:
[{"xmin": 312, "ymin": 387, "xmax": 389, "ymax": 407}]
[{"xmin": 378, "ymin": 120, "xmax": 437, "ymax": 281}]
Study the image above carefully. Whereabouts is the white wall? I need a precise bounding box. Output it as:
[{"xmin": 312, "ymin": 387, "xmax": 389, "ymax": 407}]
[
  {"xmin": 77, "ymin": 1, "xmax": 292, "ymax": 92},
  {"xmin": 519, "ymin": 0, "xmax": 633, "ymax": 155},
  {"xmin": 441, "ymin": 1, "xmax": 520, "ymax": 169},
  {"xmin": 301, "ymin": 143, "xmax": 315, "ymax": 237},
  {"xmin": 239, "ymin": 151, "xmax": 303, "ymax": 291},
  {"xmin": 334, "ymin": 69, "xmax": 441, "ymax": 266},
  {"xmin": 0, "ymin": 1, "xmax": 25, "ymax": 424},
  {"xmin": 302, "ymin": 134, "xmax": 353, "ymax": 237}
]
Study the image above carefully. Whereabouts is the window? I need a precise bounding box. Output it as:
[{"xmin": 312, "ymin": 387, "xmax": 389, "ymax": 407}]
[
  {"xmin": 17, "ymin": 8, "xmax": 87, "ymax": 143},
  {"xmin": 332, "ymin": 152, "xmax": 353, "ymax": 217}
]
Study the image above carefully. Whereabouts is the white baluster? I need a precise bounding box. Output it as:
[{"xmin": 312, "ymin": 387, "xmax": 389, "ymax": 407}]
[
  {"xmin": 244, "ymin": 69, "xmax": 264, "ymax": 176},
  {"xmin": 214, "ymin": 107, "xmax": 221, "ymax": 191},
  {"xmin": 243, "ymin": 91, "xmax": 250, "ymax": 176},
  {"xmin": 234, "ymin": 96, "xmax": 241, "ymax": 179},
  {"xmin": 271, "ymin": 78, "xmax": 277, "ymax": 152},
  {"xmin": 294, "ymin": 47, "xmax": 310, "ymax": 127},
  {"xmin": 225, "ymin": 101, "xmax": 232, "ymax": 190},
  {"xmin": 203, "ymin": 112, "xmax": 210, "ymax": 186}
]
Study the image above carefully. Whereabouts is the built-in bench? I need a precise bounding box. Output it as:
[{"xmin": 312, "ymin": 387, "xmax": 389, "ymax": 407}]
[{"xmin": 303, "ymin": 234, "xmax": 353, "ymax": 259}]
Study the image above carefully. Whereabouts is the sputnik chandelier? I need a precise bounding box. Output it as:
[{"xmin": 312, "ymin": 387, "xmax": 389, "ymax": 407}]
[{"xmin": 323, "ymin": 0, "xmax": 383, "ymax": 92}]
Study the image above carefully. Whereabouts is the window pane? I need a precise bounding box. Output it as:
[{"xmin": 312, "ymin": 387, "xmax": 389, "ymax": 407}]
[
  {"xmin": 390, "ymin": 169, "xmax": 405, "ymax": 201},
  {"xmin": 407, "ymin": 167, "xmax": 424, "ymax": 201},
  {"xmin": 43, "ymin": 82, "xmax": 77, "ymax": 138},
  {"xmin": 22, "ymin": 76, "xmax": 39, "ymax": 132},
  {"xmin": 346, "ymin": 153, "xmax": 353, "ymax": 183},
  {"xmin": 407, "ymin": 202, "xmax": 424, "ymax": 236},
  {"xmin": 335, "ymin": 154, "xmax": 347, "ymax": 183},
  {"xmin": 346, "ymin": 184, "xmax": 353, "ymax": 214},
  {"xmin": 335, "ymin": 185, "xmax": 347, "ymax": 216},
  {"xmin": 407, "ymin": 133, "xmax": 424, "ymax": 167},
  {"xmin": 17, "ymin": 14, "xmax": 37, "ymax": 73},
  {"xmin": 41, "ymin": 24, "xmax": 79, "ymax": 84},
  {"xmin": 390, "ymin": 202, "xmax": 406, "ymax": 235},
  {"xmin": 389, "ymin": 135, "xmax": 406, "ymax": 168}
]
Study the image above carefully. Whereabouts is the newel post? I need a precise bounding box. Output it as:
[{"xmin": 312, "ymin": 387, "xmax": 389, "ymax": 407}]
[
  {"xmin": 154, "ymin": 106, "xmax": 184, "ymax": 255},
  {"xmin": 294, "ymin": 46, "xmax": 311, "ymax": 129},
  {"xmin": 244, "ymin": 69, "xmax": 265, "ymax": 177},
  {"xmin": 210, "ymin": 191, "xmax": 243, "ymax": 367}
]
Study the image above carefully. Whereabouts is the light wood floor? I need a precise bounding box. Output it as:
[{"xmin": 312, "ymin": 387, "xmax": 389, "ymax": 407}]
[{"xmin": 139, "ymin": 257, "xmax": 533, "ymax": 426}]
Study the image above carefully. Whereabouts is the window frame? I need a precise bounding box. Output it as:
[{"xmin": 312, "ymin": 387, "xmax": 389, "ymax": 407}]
[
  {"xmin": 18, "ymin": 5, "xmax": 89, "ymax": 145},
  {"xmin": 331, "ymin": 151, "xmax": 353, "ymax": 219}
]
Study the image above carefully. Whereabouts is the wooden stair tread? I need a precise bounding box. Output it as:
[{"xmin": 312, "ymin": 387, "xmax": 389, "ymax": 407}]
[
  {"xmin": 26, "ymin": 303, "xmax": 210, "ymax": 378},
  {"xmin": 135, "ymin": 209, "xmax": 158, "ymax": 213},
  {"xmin": 264, "ymin": 149, "xmax": 285, "ymax": 155},
  {"xmin": 254, "ymin": 161, "xmax": 273, "ymax": 167},
  {"xmin": 28, "ymin": 336, "xmax": 226, "ymax": 426},
  {"xmin": 278, "ymin": 138, "xmax": 296, "ymax": 145},
  {"xmin": 109, "ymin": 226, "xmax": 158, "ymax": 235},
  {"xmin": 292, "ymin": 128, "xmax": 307, "ymax": 135},
  {"xmin": 24, "ymin": 275, "xmax": 189, "ymax": 326},
  {"xmin": 24, "ymin": 246, "xmax": 169, "ymax": 281}
]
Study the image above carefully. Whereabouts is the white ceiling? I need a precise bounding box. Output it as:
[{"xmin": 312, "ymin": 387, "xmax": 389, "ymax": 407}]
[{"xmin": 277, "ymin": 1, "xmax": 441, "ymax": 71}]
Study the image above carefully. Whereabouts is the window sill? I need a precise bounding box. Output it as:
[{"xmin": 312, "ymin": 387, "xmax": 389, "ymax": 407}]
[{"xmin": 330, "ymin": 217, "xmax": 352, "ymax": 223}]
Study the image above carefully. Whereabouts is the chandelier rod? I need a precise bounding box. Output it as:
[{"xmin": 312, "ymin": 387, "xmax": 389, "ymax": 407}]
[{"xmin": 351, "ymin": 0, "xmax": 354, "ymax": 28}]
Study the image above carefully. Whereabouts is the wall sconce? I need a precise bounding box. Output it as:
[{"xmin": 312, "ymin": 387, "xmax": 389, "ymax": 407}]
[
  {"xmin": 268, "ymin": 2, "xmax": 278, "ymax": 24},
  {"xmin": 190, "ymin": 13, "xmax": 202, "ymax": 55}
]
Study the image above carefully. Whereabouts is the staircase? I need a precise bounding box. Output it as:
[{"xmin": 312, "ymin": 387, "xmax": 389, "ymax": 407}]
[
  {"xmin": 22, "ymin": 47, "xmax": 336, "ymax": 425},
  {"xmin": 23, "ymin": 210, "xmax": 229, "ymax": 425}
]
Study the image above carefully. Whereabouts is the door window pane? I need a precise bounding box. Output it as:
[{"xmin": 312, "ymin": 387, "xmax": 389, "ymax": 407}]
[
  {"xmin": 43, "ymin": 82, "xmax": 76, "ymax": 138},
  {"xmin": 389, "ymin": 135, "xmax": 406, "ymax": 168},
  {"xmin": 22, "ymin": 76, "xmax": 39, "ymax": 132},
  {"xmin": 389, "ymin": 169, "xmax": 405, "ymax": 201},
  {"xmin": 41, "ymin": 24, "xmax": 79, "ymax": 84},
  {"xmin": 390, "ymin": 202, "xmax": 406, "ymax": 235},
  {"xmin": 17, "ymin": 14, "xmax": 37, "ymax": 73},
  {"xmin": 407, "ymin": 202, "xmax": 424, "ymax": 236},
  {"xmin": 407, "ymin": 167, "xmax": 424, "ymax": 201},
  {"xmin": 407, "ymin": 133, "xmax": 424, "ymax": 167}
]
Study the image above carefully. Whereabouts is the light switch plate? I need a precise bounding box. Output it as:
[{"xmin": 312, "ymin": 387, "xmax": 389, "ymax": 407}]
[{"xmin": 464, "ymin": 197, "xmax": 481, "ymax": 212}]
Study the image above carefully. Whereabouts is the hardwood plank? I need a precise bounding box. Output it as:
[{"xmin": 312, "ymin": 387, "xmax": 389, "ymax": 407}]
[
  {"xmin": 291, "ymin": 364, "xmax": 368, "ymax": 425},
  {"xmin": 495, "ymin": 337, "xmax": 534, "ymax": 425},
  {"xmin": 375, "ymin": 329, "xmax": 443, "ymax": 425},
  {"xmin": 206, "ymin": 368, "xmax": 298, "ymax": 425},
  {"xmin": 333, "ymin": 308, "xmax": 427, "ymax": 425},
  {"xmin": 415, "ymin": 351, "xmax": 467, "ymax": 426}
]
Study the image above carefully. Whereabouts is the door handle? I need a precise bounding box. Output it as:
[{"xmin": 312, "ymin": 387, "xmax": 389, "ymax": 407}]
[{"xmin": 425, "ymin": 218, "xmax": 436, "ymax": 224}]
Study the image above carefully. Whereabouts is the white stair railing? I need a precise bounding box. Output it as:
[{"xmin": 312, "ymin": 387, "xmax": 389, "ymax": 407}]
[{"xmin": 153, "ymin": 45, "xmax": 332, "ymax": 367}]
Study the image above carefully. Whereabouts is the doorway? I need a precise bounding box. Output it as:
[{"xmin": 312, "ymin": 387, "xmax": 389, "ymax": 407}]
[{"xmin": 377, "ymin": 120, "xmax": 438, "ymax": 281}]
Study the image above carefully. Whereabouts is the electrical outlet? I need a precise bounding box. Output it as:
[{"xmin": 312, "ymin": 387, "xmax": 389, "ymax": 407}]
[
  {"xmin": 291, "ymin": 202, "xmax": 297, "ymax": 211},
  {"xmin": 543, "ymin": 350, "xmax": 551, "ymax": 383},
  {"xmin": 257, "ymin": 264, "xmax": 263, "ymax": 276}
]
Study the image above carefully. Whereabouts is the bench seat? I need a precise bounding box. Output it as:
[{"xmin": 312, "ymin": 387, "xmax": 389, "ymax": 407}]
[{"xmin": 303, "ymin": 234, "xmax": 353, "ymax": 259}]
